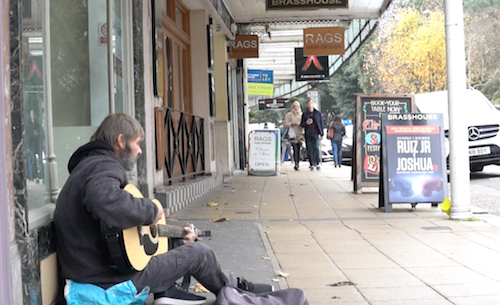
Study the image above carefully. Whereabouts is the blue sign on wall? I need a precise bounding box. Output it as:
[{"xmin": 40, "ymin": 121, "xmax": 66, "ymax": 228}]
[{"xmin": 248, "ymin": 70, "xmax": 273, "ymax": 84}]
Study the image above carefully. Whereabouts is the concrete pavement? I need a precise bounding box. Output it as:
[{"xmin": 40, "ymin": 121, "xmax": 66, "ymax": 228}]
[{"xmin": 163, "ymin": 161, "xmax": 500, "ymax": 305}]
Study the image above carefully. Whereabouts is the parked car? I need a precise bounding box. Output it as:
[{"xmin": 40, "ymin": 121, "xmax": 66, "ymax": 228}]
[
  {"xmin": 299, "ymin": 140, "xmax": 333, "ymax": 162},
  {"xmin": 415, "ymin": 88, "xmax": 500, "ymax": 172},
  {"xmin": 299, "ymin": 124, "xmax": 353, "ymax": 165}
]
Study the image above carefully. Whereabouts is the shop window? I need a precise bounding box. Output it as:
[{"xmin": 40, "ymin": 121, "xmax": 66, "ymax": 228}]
[{"xmin": 21, "ymin": 0, "xmax": 133, "ymax": 217}]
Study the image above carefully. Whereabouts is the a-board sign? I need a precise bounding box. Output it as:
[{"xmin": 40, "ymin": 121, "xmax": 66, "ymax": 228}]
[
  {"xmin": 354, "ymin": 94, "xmax": 414, "ymax": 192},
  {"xmin": 248, "ymin": 130, "xmax": 279, "ymax": 176},
  {"xmin": 379, "ymin": 113, "xmax": 448, "ymax": 212}
]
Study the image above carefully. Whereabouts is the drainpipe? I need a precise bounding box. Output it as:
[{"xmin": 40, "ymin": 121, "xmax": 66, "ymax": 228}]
[
  {"xmin": 107, "ymin": 0, "xmax": 115, "ymax": 113},
  {"xmin": 444, "ymin": 0, "xmax": 472, "ymax": 219}
]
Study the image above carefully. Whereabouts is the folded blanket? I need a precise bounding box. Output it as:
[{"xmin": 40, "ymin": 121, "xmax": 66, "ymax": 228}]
[{"xmin": 64, "ymin": 279, "xmax": 150, "ymax": 305}]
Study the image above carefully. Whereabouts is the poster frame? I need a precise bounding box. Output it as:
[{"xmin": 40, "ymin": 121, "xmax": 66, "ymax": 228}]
[
  {"xmin": 354, "ymin": 94, "xmax": 415, "ymax": 193},
  {"xmin": 248, "ymin": 129, "xmax": 279, "ymax": 176},
  {"xmin": 379, "ymin": 113, "xmax": 448, "ymax": 212}
]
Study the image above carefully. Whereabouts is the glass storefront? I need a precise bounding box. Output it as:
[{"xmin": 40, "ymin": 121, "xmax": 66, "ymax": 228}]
[{"xmin": 22, "ymin": 0, "xmax": 134, "ymax": 217}]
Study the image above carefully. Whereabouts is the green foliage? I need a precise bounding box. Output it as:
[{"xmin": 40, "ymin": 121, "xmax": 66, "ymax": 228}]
[
  {"xmin": 397, "ymin": 0, "xmax": 443, "ymax": 11},
  {"xmin": 248, "ymin": 106, "xmax": 286, "ymax": 126},
  {"xmin": 464, "ymin": 0, "xmax": 500, "ymax": 10},
  {"xmin": 463, "ymin": 1, "xmax": 500, "ymax": 102},
  {"xmin": 325, "ymin": 54, "xmax": 365, "ymax": 120}
]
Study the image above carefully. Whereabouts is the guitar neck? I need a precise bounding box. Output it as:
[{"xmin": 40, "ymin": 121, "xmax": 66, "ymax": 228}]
[
  {"xmin": 157, "ymin": 224, "xmax": 186, "ymax": 239},
  {"xmin": 156, "ymin": 224, "xmax": 211, "ymax": 238}
]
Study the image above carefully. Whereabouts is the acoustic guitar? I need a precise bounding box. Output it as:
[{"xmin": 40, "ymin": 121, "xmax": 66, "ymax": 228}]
[{"xmin": 101, "ymin": 184, "xmax": 211, "ymax": 274}]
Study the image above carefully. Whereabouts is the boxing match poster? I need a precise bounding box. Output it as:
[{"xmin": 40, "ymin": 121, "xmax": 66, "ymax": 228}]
[
  {"xmin": 354, "ymin": 94, "xmax": 414, "ymax": 193},
  {"xmin": 379, "ymin": 113, "xmax": 448, "ymax": 212}
]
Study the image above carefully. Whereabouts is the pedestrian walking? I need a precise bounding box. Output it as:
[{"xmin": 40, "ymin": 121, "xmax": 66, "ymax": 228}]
[
  {"xmin": 280, "ymin": 124, "xmax": 292, "ymax": 164},
  {"xmin": 300, "ymin": 99, "xmax": 324, "ymax": 171},
  {"xmin": 327, "ymin": 115, "xmax": 345, "ymax": 167},
  {"xmin": 283, "ymin": 101, "xmax": 304, "ymax": 170}
]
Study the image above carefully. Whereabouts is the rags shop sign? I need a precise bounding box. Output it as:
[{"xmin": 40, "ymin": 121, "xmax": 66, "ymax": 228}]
[
  {"xmin": 294, "ymin": 48, "xmax": 329, "ymax": 81},
  {"xmin": 303, "ymin": 27, "xmax": 345, "ymax": 56},
  {"xmin": 379, "ymin": 113, "xmax": 447, "ymax": 212},
  {"xmin": 229, "ymin": 35, "xmax": 259, "ymax": 58},
  {"xmin": 266, "ymin": 0, "xmax": 348, "ymax": 10},
  {"xmin": 248, "ymin": 70, "xmax": 274, "ymax": 96}
]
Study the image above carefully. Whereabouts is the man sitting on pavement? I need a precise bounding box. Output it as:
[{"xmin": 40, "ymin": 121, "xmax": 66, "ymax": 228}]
[{"xmin": 54, "ymin": 113, "xmax": 272, "ymax": 305}]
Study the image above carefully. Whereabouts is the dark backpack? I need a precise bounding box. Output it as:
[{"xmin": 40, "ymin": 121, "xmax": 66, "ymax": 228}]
[{"xmin": 216, "ymin": 286, "xmax": 308, "ymax": 305}]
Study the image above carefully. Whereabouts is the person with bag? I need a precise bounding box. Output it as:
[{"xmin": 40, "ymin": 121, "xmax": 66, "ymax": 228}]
[
  {"xmin": 327, "ymin": 115, "xmax": 346, "ymax": 167},
  {"xmin": 280, "ymin": 124, "xmax": 292, "ymax": 164},
  {"xmin": 283, "ymin": 101, "xmax": 304, "ymax": 171}
]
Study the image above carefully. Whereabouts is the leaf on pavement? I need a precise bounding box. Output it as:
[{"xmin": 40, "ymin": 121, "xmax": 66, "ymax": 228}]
[
  {"xmin": 192, "ymin": 283, "xmax": 209, "ymax": 293},
  {"xmin": 277, "ymin": 271, "xmax": 289, "ymax": 277},
  {"xmin": 328, "ymin": 281, "xmax": 355, "ymax": 286},
  {"xmin": 211, "ymin": 217, "xmax": 227, "ymax": 222}
]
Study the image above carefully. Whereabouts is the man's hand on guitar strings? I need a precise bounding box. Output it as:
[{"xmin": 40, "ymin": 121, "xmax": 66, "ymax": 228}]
[
  {"xmin": 150, "ymin": 208, "xmax": 164, "ymax": 226},
  {"xmin": 183, "ymin": 225, "xmax": 197, "ymax": 244}
]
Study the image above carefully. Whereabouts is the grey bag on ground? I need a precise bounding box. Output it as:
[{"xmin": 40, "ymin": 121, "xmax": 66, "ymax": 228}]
[{"xmin": 215, "ymin": 286, "xmax": 308, "ymax": 305}]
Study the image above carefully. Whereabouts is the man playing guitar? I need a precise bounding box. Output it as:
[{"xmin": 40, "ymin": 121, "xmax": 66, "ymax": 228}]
[{"xmin": 54, "ymin": 113, "xmax": 272, "ymax": 304}]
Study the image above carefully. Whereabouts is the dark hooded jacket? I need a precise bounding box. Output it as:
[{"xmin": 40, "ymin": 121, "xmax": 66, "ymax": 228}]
[{"xmin": 54, "ymin": 141, "xmax": 158, "ymax": 288}]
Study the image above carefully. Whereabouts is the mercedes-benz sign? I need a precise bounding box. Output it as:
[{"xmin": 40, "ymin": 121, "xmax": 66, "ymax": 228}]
[{"xmin": 468, "ymin": 126, "xmax": 480, "ymax": 141}]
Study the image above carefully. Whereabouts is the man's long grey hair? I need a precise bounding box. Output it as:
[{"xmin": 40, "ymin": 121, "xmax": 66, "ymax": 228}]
[{"xmin": 90, "ymin": 113, "xmax": 144, "ymax": 146}]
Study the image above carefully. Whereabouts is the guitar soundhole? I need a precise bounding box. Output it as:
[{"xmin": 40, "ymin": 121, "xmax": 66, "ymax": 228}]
[{"xmin": 142, "ymin": 235, "xmax": 159, "ymax": 256}]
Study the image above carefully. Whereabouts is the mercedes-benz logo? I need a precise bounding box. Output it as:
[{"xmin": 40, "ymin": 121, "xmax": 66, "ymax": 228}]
[{"xmin": 468, "ymin": 126, "xmax": 480, "ymax": 141}]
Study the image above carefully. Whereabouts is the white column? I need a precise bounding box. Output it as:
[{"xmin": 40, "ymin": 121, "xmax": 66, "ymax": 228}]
[
  {"xmin": 43, "ymin": 0, "xmax": 60, "ymax": 202},
  {"xmin": 444, "ymin": 0, "xmax": 472, "ymax": 219}
]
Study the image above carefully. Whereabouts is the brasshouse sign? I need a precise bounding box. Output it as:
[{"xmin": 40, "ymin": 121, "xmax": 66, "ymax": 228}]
[{"xmin": 266, "ymin": 0, "xmax": 348, "ymax": 10}]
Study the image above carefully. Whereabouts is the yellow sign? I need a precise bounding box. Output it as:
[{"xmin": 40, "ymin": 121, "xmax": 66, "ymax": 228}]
[
  {"xmin": 248, "ymin": 83, "xmax": 274, "ymax": 96},
  {"xmin": 303, "ymin": 27, "xmax": 345, "ymax": 56}
]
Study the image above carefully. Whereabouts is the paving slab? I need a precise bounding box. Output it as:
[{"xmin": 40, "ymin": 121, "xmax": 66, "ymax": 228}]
[{"xmin": 159, "ymin": 162, "xmax": 500, "ymax": 304}]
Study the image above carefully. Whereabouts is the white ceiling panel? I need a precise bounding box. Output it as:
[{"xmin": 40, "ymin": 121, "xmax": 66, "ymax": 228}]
[
  {"xmin": 191, "ymin": 0, "xmax": 391, "ymax": 95},
  {"xmin": 223, "ymin": 0, "xmax": 391, "ymax": 23}
]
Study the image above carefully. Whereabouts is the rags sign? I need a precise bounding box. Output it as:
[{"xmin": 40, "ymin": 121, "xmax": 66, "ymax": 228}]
[
  {"xmin": 266, "ymin": 0, "xmax": 348, "ymax": 10},
  {"xmin": 303, "ymin": 27, "xmax": 345, "ymax": 56},
  {"xmin": 229, "ymin": 35, "xmax": 259, "ymax": 58}
]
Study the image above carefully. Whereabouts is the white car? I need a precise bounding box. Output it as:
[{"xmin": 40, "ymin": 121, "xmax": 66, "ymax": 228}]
[{"xmin": 415, "ymin": 88, "xmax": 500, "ymax": 172}]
